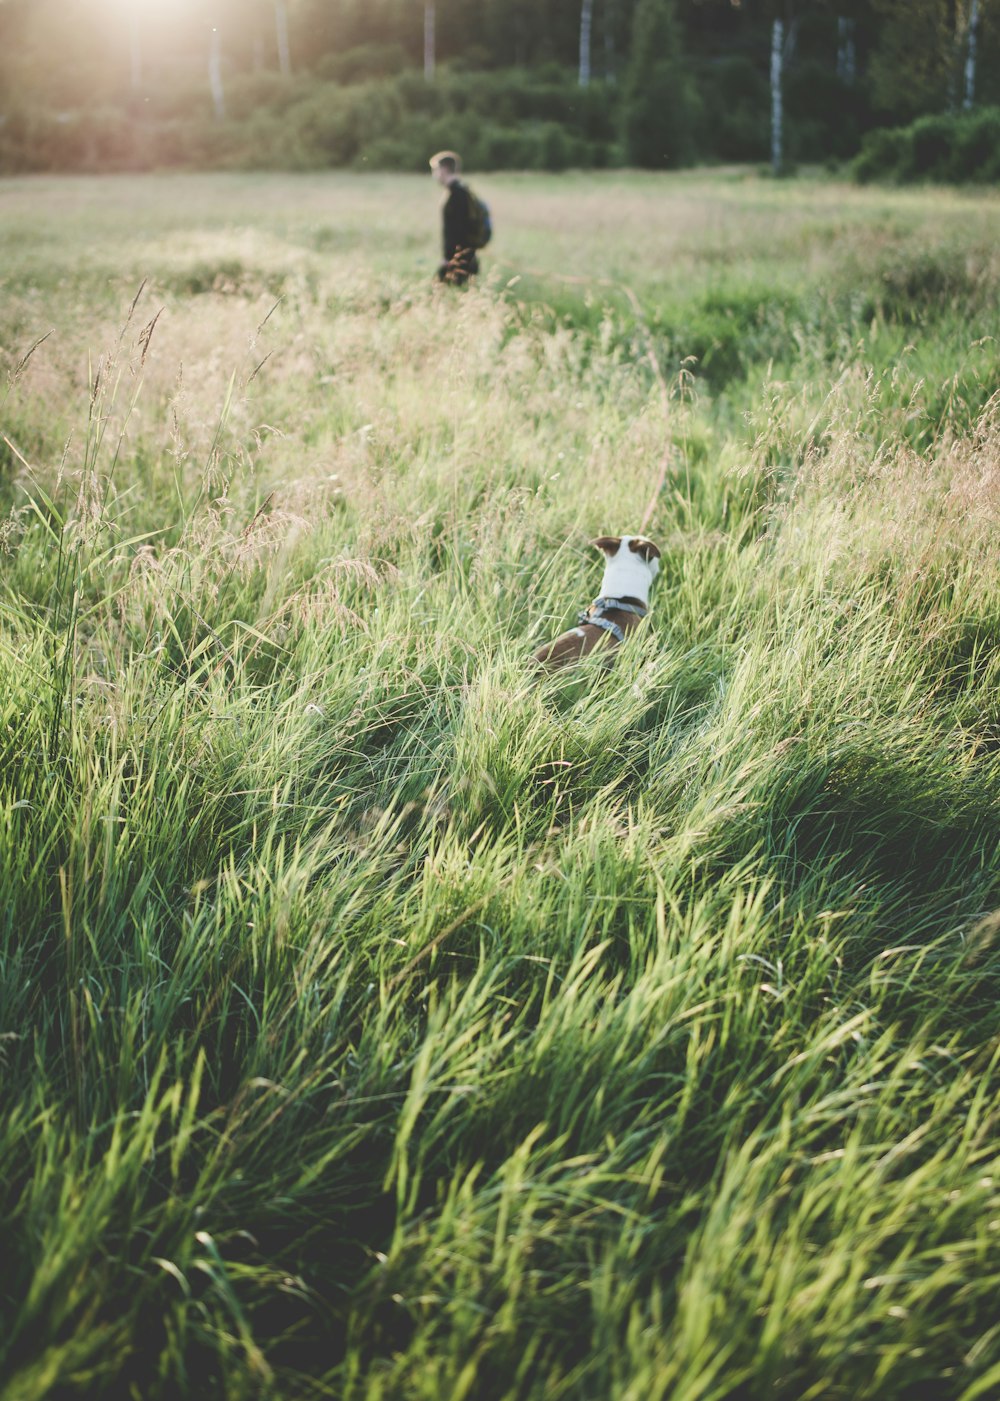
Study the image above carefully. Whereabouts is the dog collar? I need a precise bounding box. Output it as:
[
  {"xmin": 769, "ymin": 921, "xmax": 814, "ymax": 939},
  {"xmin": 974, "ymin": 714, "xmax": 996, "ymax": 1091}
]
[
  {"xmin": 577, "ymin": 596, "xmax": 648, "ymax": 645},
  {"xmin": 590, "ymin": 596, "xmax": 648, "ymax": 618}
]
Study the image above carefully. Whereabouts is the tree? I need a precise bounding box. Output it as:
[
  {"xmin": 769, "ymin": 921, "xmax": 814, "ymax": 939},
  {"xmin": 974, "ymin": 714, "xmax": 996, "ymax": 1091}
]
[
  {"xmin": 836, "ymin": 14, "xmax": 857, "ymax": 83},
  {"xmin": 275, "ymin": 0, "xmax": 291, "ymax": 76},
  {"xmin": 759, "ymin": 1, "xmax": 799, "ymax": 175},
  {"xmin": 868, "ymin": 0, "xmax": 986, "ymax": 119},
  {"xmin": 623, "ymin": 0, "xmax": 695, "ymax": 167},
  {"xmin": 424, "ymin": 3, "xmax": 435, "ymax": 80},
  {"xmin": 579, "ymin": 0, "xmax": 594, "ymax": 86},
  {"xmin": 128, "ymin": 9, "xmax": 142, "ymax": 92},
  {"xmin": 209, "ymin": 20, "xmax": 225, "ymax": 120},
  {"xmin": 771, "ymin": 11, "xmax": 785, "ymax": 171},
  {"xmin": 963, "ymin": 0, "xmax": 980, "ymax": 107}
]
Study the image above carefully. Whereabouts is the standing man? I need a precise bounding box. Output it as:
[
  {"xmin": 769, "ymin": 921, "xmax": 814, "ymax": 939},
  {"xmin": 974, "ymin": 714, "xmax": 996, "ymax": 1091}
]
[{"xmin": 429, "ymin": 150, "xmax": 479, "ymax": 285}]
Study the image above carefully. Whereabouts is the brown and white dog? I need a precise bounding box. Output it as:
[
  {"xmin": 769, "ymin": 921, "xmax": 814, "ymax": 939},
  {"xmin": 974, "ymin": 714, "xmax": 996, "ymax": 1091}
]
[{"xmin": 533, "ymin": 534, "xmax": 661, "ymax": 669}]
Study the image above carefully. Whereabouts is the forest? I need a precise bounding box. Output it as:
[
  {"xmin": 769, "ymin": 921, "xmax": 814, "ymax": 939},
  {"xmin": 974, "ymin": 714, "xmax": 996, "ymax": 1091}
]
[{"xmin": 1, "ymin": 0, "xmax": 998, "ymax": 176}]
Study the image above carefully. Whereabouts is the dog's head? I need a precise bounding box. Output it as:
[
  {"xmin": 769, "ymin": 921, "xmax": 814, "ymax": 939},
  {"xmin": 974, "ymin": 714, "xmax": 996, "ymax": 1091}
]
[{"xmin": 592, "ymin": 534, "xmax": 661, "ymax": 601}]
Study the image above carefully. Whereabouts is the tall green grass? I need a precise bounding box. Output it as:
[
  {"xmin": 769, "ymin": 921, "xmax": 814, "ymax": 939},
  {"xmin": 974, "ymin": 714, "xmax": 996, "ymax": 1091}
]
[{"xmin": 1, "ymin": 171, "xmax": 999, "ymax": 1399}]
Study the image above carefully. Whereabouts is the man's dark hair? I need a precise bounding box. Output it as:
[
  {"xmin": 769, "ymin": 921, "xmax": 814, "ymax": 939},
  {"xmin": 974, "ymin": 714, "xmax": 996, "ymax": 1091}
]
[{"xmin": 429, "ymin": 150, "xmax": 461, "ymax": 174}]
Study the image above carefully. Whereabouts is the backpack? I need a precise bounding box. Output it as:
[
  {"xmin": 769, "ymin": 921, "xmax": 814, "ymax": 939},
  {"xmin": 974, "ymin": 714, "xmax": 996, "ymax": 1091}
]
[{"xmin": 465, "ymin": 187, "xmax": 492, "ymax": 249}]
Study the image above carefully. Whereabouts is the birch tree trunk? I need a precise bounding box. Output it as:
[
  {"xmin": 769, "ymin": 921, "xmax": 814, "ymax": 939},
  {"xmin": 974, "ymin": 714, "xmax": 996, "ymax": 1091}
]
[
  {"xmin": 209, "ymin": 25, "xmax": 225, "ymax": 121},
  {"xmin": 129, "ymin": 11, "xmax": 142, "ymax": 91},
  {"xmin": 275, "ymin": 0, "xmax": 291, "ymax": 77},
  {"xmin": 836, "ymin": 16, "xmax": 856, "ymax": 84},
  {"xmin": 579, "ymin": 0, "xmax": 593, "ymax": 88},
  {"xmin": 770, "ymin": 17, "xmax": 784, "ymax": 174},
  {"xmin": 424, "ymin": 4, "xmax": 436, "ymax": 81},
  {"xmin": 964, "ymin": 0, "xmax": 980, "ymax": 109}
]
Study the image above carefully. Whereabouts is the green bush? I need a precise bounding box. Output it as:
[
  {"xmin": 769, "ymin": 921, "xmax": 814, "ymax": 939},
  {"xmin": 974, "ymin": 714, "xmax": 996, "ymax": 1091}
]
[
  {"xmin": 19, "ymin": 63, "xmax": 998, "ymax": 178},
  {"xmin": 222, "ymin": 71, "xmax": 306, "ymax": 123},
  {"xmin": 0, "ymin": 106, "xmax": 162, "ymax": 173},
  {"xmin": 358, "ymin": 114, "xmax": 611, "ymax": 173},
  {"xmin": 469, "ymin": 122, "xmax": 540, "ymax": 170},
  {"xmin": 852, "ymin": 124, "xmax": 908, "ymax": 183},
  {"xmin": 0, "ymin": 63, "xmax": 621, "ymax": 175},
  {"xmin": 952, "ymin": 107, "xmax": 1000, "ymax": 181},
  {"xmin": 853, "ymin": 106, "xmax": 1000, "ymax": 185},
  {"xmin": 315, "ymin": 42, "xmax": 409, "ymax": 84},
  {"xmin": 338, "ymin": 66, "xmax": 618, "ymax": 171},
  {"xmin": 910, "ymin": 114, "xmax": 955, "ymax": 179}
]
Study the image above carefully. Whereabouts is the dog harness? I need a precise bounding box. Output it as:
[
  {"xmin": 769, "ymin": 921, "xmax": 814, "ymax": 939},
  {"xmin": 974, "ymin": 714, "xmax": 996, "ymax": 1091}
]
[{"xmin": 576, "ymin": 596, "xmax": 648, "ymax": 645}]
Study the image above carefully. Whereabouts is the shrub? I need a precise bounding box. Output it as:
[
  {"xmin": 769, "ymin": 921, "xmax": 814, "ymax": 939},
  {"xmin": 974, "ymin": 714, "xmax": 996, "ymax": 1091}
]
[
  {"xmin": 853, "ymin": 106, "xmax": 1000, "ymax": 185},
  {"xmin": 472, "ymin": 122, "xmax": 540, "ymax": 170},
  {"xmin": 315, "ymin": 43, "xmax": 409, "ymax": 84},
  {"xmin": 910, "ymin": 114, "xmax": 954, "ymax": 179},
  {"xmin": 222, "ymin": 72, "xmax": 305, "ymax": 123},
  {"xmin": 953, "ymin": 107, "xmax": 1000, "ymax": 181},
  {"xmin": 853, "ymin": 124, "xmax": 909, "ymax": 183}
]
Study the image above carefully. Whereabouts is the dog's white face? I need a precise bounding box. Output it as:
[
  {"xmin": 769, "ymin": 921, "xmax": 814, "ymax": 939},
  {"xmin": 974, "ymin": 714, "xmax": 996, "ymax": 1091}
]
[{"xmin": 593, "ymin": 534, "xmax": 661, "ymax": 604}]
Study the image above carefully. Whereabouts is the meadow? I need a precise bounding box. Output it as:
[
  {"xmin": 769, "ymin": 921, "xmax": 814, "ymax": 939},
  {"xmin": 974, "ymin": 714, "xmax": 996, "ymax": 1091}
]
[{"xmin": 1, "ymin": 169, "xmax": 999, "ymax": 1400}]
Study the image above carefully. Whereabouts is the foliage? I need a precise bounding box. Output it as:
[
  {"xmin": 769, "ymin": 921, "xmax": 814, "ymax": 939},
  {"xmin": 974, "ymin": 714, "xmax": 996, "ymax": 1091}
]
[
  {"xmin": 0, "ymin": 169, "xmax": 999, "ymax": 1398},
  {"xmin": 853, "ymin": 105, "xmax": 1000, "ymax": 183},
  {"xmin": 622, "ymin": 0, "xmax": 698, "ymax": 169},
  {"xmin": 694, "ymin": 55, "xmax": 770, "ymax": 165},
  {"xmin": 0, "ymin": 0, "xmax": 999, "ymax": 176},
  {"xmin": 0, "ymin": 67, "xmax": 622, "ymax": 174},
  {"xmin": 868, "ymin": 0, "xmax": 1000, "ymax": 120}
]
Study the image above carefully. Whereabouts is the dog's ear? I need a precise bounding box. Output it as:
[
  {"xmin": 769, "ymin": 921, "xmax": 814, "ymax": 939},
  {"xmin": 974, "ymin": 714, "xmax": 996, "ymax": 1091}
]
[
  {"xmin": 628, "ymin": 536, "xmax": 661, "ymax": 562},
  {"xmin": 592, "ymin": 536, "xmax": 621, "ymax": 555}
]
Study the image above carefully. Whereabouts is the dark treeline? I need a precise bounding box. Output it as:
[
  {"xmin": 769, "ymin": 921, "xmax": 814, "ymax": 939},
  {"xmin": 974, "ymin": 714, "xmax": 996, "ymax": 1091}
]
[{"xmin": 0, "ymin": 0, "xmax": 998, "ymax": 175}]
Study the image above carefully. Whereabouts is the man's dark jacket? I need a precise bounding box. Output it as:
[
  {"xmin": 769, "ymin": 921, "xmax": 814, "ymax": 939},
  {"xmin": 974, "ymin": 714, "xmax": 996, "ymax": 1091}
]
[{"xmin": 441, "ymin": 180, "xmax": 479, "ymax": 278}]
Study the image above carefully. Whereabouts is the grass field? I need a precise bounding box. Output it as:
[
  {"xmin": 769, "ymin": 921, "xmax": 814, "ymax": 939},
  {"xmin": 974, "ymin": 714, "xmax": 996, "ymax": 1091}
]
[{"xmin": 1, "ymin": 170, "xmax": 999, "ymax": 1400}]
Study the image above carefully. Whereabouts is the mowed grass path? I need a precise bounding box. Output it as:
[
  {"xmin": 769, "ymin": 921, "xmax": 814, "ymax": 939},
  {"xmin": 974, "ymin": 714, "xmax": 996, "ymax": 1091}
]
[{"xmin": 1, "ymin": 171, "xmax": 999, "ymax": 1399}]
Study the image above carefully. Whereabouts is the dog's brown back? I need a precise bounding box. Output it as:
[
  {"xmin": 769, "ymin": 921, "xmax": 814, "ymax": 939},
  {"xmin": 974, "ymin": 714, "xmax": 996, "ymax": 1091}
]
[{"xmin": 533, "ymin": 602, "xmax": 647, "ymax": 669}]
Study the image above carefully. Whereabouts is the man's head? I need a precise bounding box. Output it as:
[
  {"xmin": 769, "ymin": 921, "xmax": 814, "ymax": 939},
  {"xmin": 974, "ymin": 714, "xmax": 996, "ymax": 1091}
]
[{"xmin": 429, "ymin": 150, "xmax": 461, "ymax": 185}]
